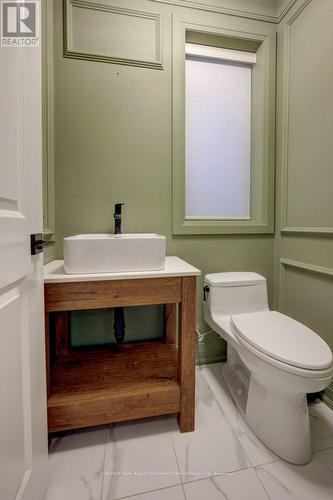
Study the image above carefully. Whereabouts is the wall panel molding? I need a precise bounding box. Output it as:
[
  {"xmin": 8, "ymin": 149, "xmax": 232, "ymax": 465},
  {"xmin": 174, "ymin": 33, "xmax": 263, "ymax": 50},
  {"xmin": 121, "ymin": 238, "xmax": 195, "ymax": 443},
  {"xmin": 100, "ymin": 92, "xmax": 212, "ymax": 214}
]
[
  {"xmin": 42, "ymin": 0, "xmax": 55, "ymax": 237},
  {"xmin": 279, "ymin": 257, "xmax": 333, "ymax": 311},
  {"xmin": 152, "ymin": 0, "xmax": 276, "ymax": 23},
  {"xmin": 64, "ymin": 0, "xmax": 163, "ymax": 69},
  {"xmin": 281, "ymin": 227, "xmax": 333, "ymax": 237},
  {"xmin": 279, "ymin": 0, "xmax": 333, "ymax": 236},
  {"xmin": 276, "ymin": 0, "xmax": 298, "ymax": 22},
  {"xmin": 150, "ymin": 0, "xmax": 297, "ymax": 24}
]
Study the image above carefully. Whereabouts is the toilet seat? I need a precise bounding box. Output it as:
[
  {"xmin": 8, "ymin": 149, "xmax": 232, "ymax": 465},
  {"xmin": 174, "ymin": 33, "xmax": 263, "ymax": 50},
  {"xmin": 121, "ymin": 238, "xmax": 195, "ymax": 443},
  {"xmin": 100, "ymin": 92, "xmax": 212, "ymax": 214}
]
[{"xmin": 231, "ymin": 311, "xmax": 333, "ymax": 371}]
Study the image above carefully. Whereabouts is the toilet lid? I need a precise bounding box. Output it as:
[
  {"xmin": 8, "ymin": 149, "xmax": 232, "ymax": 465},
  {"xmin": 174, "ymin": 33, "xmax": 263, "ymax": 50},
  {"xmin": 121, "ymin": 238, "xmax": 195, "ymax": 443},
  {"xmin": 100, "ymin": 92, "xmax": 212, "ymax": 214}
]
[{"xmin": 231, "ymin": 311, "xmax": 333, "ymax": 370}]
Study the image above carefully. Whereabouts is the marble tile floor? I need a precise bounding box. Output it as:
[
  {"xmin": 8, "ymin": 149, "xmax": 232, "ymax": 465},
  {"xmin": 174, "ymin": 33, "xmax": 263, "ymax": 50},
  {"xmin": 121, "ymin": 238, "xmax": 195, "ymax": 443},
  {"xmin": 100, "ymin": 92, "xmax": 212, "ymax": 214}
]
[{"xmin": 46, "ymin": 364, "xmax": 333, "ymax": 500}]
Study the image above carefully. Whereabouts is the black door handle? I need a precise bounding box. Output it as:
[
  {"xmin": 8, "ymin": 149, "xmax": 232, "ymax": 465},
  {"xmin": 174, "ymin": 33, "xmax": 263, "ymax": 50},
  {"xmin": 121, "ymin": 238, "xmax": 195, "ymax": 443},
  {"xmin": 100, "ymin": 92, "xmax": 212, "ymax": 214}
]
[{"xmin": 30, "ymin": 233, "xmax": 55, "ymax": 255}]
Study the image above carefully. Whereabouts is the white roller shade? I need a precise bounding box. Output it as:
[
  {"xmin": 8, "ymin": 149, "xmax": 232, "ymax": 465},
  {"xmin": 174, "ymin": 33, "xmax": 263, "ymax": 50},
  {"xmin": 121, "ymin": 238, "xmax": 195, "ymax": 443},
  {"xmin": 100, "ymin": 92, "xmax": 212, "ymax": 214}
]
[
  {"xmin": 185, "ymin": 43, "xmax": 257, "ymax": 66},
  {"xmin": 185, "ymin": 44, "xmax": 253, "ymax": 219}
]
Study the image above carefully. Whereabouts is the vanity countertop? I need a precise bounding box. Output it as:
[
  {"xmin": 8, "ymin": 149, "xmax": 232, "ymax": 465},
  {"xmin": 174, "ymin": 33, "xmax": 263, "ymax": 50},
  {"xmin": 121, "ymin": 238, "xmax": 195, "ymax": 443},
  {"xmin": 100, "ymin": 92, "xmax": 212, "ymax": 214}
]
[{"xmin": 44, "ymin": 256, "xmax": 201, "ymax": 283}]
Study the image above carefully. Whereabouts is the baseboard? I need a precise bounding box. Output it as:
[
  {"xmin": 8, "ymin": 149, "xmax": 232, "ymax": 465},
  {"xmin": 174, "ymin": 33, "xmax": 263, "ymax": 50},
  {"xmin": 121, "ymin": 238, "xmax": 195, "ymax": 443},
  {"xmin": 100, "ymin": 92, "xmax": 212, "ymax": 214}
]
[
  {"xmin": 321, "ymin": 384, "xmax": 333, "ymax": 410},
  {"xmin": 196, "ymin": 352, "xmax": 227, "ymax": 366},
  {"xmin": 196, "ymin": 330, "xmax": 226, "ymax": 366},
  {"xmin": 321, "ymin": 393, "xmax": 333, "ymax": 411}
]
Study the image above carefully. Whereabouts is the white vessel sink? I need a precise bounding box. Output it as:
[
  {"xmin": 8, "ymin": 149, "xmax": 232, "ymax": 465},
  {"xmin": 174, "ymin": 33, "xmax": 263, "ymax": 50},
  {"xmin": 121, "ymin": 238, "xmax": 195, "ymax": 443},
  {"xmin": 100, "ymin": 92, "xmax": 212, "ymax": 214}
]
[{"xmin": 63, "ymin": 233, "xmax": 166, "ymax": 274}]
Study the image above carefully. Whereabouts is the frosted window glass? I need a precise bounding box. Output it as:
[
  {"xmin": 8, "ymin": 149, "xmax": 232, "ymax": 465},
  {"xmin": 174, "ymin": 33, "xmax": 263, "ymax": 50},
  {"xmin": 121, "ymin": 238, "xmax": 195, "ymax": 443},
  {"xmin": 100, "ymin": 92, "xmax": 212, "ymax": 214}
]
[{"xmin": 185, "ymin": 54, "xmax": 252, "ymax": 219}]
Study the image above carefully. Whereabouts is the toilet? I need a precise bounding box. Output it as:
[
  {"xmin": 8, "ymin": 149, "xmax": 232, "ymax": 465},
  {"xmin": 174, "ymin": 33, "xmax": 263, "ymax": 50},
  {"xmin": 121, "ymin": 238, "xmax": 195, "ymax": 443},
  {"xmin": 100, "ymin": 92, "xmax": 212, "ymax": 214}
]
[{"xmin": 203, "ymin": 272, "xmax": 333, "ymax": 465}]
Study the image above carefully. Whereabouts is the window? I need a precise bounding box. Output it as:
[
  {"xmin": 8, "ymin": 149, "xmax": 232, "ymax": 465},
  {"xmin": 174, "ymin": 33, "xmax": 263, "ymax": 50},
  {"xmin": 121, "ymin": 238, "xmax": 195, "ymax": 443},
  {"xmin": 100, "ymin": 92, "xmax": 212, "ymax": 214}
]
[
  {"xmin": 172, "ymin": 22, "xmax": 276, "ymax": 235},
  {"xmin": 185, "ymin": 44, "xmax": 256, "ymax": 219}
]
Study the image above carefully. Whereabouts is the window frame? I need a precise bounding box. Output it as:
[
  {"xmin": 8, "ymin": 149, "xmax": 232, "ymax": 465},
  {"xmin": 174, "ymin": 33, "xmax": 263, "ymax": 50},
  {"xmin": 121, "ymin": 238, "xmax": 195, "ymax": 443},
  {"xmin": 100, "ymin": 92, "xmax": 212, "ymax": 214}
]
[{"xmin": 172, "ymin": 17, "xmax": 276, "ymax": 235}]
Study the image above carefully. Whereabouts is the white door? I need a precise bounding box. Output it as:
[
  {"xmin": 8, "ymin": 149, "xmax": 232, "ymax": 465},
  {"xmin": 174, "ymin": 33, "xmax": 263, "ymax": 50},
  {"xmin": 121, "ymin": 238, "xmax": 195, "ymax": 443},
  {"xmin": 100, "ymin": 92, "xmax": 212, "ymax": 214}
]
[{"xmin": 0, "ymin": 1, "xmax": 48, "ymax": 498}]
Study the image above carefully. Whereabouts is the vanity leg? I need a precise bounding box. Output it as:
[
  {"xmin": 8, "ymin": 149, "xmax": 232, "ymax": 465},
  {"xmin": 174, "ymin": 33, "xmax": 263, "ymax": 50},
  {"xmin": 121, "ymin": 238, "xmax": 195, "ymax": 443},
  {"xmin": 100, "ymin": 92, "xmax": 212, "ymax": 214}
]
[
  {"xmin": 45, "ymin": 312, "xmax": 50, "ymax": 400},
  {"xmin": 177, "ymin": 276, "xmax": 196, "ymax": 432},
  {"xmin": 164, "ymin": 304, "xmax": 177, "ymax": 344}
]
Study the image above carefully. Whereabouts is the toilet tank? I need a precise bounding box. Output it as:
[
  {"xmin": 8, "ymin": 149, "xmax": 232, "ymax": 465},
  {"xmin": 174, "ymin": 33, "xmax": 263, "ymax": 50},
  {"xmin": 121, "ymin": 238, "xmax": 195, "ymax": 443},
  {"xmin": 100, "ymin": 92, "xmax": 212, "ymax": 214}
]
[{"xmin": 204, "ymin": 272, "xmax": 269, "ymax": 319}]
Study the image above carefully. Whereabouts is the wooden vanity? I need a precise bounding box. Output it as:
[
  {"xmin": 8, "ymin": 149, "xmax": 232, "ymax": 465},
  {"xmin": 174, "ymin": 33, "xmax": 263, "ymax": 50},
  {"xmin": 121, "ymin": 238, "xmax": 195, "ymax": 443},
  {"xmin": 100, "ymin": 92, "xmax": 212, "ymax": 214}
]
[{"xmin": 44, "ymin": 257, "xmax": 200, "ymax": 435}]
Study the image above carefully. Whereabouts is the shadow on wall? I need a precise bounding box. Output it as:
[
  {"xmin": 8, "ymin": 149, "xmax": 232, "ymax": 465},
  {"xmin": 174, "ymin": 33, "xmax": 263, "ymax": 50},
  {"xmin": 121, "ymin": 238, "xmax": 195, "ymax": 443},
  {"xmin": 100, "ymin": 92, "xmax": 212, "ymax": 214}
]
[{"xmin": 70, "ymin": 305, "xmax": 164, "ymax": 346}]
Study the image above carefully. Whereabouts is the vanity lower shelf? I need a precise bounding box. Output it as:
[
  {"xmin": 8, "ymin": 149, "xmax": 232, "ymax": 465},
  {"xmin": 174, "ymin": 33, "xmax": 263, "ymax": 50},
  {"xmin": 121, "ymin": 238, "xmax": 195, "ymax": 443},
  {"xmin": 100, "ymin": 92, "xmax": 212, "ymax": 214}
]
[{"xmin": 48, "ymin": 342, "xmax": 180, "ymax": 433}]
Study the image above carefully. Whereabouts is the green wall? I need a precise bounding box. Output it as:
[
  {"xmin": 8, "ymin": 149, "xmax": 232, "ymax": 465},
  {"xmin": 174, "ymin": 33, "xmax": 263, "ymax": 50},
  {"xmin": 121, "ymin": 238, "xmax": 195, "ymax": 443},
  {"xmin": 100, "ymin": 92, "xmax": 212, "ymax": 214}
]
[
  {"xmin": 273, "ymin": 0, "xmax": 333, "ymax": 404},
  {"xmin": 70, "ymin": 306, "xmax": 164, "ymax": 346},
  {"xmin": 48, "ymin": 0, "xmax": 275, "ymax": 363}
]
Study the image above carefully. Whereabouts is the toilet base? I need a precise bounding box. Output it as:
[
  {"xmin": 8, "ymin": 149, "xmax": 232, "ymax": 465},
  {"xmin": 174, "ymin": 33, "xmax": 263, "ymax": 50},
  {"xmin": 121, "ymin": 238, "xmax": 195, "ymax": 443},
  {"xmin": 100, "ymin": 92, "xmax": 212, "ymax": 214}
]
[
  {"xmin": 245, "ymin": 375, "xmax": 311, "ymax": 464},
  {"xmin": 222, "ymin": 349, "xmax": 312, "ymax": 465}
]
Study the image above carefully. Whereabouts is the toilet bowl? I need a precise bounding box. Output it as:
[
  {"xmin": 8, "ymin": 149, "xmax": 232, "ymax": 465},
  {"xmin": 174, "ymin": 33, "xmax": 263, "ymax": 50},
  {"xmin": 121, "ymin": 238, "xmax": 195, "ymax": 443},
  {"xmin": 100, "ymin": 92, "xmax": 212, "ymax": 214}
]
[{"xmin": 203, "ymin": 272, "xmax": 333, "ymax": 465}]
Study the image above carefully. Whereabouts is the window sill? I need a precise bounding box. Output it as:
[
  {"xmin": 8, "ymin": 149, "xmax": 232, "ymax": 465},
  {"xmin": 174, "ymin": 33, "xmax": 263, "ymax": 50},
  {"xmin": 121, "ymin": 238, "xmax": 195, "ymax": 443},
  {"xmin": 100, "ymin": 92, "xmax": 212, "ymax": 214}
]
[{"xmin": 173, "ymin": 218, "xmax": 274, "ymax": 235}]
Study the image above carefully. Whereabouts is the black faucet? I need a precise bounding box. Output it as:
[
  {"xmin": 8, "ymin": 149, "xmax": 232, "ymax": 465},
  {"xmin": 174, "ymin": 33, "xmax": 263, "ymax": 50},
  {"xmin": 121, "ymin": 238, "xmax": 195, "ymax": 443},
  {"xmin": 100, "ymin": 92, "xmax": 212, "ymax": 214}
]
[{"xmin": 114, "ymin": 203, "xmax": 124, "ymax": 234}]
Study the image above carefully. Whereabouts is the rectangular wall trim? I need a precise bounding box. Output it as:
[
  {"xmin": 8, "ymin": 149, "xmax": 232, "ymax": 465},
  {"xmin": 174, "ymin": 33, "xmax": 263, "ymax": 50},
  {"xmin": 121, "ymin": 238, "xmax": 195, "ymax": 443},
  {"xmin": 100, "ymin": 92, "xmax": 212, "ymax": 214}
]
[
  {"xmin": 43, "ymin": 0, "xmax": 55, "ymax": 237},
  {"xmin": 279, "ymin": 257, "xmax": 333, "ymax": 311},
  {"xmin": 279, "ymin": 257, "xmax": 333, "ymax": 408},
  {"xmin": 64, "ymin": 0, "xmax": 163, "ymax": 69},
  {"xmin": 276, "ymin": 0, "xmax": 298, "ymax": 21},
  {"xmin": 281, "ymin": 227, "xmax": 333, "ymax": 236},
  {"xmin": 279, "ymin": 0, "xmax": 333, "ymax": 236},
  {"xmin": 151, "ymin": 0, "xmax": 297, "ymax": 24}
]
